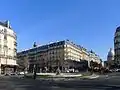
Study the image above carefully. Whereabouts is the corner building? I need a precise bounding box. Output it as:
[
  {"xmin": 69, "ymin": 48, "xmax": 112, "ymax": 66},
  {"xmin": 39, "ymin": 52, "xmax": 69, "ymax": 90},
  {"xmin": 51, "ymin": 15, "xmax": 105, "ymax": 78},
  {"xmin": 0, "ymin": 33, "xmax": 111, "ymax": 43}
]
[
  {"xmin": 17, "ymin": 40, "xmax": 101, "ymax": 73},
  {"xmin": 0, "ymin": 21, "xmax": 17, "ymax": 74},
  {"xmin": 114, "ymin": 26, "xmax": 120, "ymax": 65}
]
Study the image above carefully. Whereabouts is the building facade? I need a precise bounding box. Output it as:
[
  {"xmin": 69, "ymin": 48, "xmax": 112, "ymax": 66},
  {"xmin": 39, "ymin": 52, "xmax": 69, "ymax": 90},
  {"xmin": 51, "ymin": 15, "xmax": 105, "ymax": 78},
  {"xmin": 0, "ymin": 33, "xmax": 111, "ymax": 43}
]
[
  {"xmin": 114, "ymin": 26, "xmax": 120, "ymax": 65},
  {"xmin": 0, "ymin": 20, "xmax": 17, "ymax": 74},
  {"xmin": 107, "ymin": 48, "xmax": 114, "ymax": 68},
  {"xmin": 17, "ymin": 40, "xmax": 101, "ymax": 73},
  {"xmin": 104, "ymin": 61, "xmax": 108, "ymax": 68},
  {"xmin": 89, "ymin": 50, "xmax": 101, "ymax": 64}
]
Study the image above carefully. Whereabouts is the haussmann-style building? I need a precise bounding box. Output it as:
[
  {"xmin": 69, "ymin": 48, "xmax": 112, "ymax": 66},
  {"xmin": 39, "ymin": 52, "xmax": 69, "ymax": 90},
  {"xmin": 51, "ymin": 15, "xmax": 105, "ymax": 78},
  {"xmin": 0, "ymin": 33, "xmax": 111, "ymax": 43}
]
[
  {"xmin": 114, "ymin": 26, "xmax": 120, "ymax": 66},
  {"xmin": 17, "ymin": 40, "xmax": 102, "ymax": 73},
  {"xmin": 0, "ymin": 20, "xmax": 17, "ymax": 74}
]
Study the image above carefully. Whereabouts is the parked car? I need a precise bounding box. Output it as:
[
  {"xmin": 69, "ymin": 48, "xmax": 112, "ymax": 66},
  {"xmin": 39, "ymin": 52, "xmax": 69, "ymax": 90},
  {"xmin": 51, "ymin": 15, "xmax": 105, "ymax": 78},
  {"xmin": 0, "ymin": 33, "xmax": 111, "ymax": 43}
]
[
  {"xmin": 69, "ymin": 69, "xmax": 75, "ymax": 73},
  {"xmin": 104, "ymin": 69, "xmax": 112, "ymax": 73},
  {"xmin": 74, "ymin": 70, "xmax": 79, "ymax": 73},
  {"xmin": 10, "ymin": 73, "xmax": 17, "ymax": 75},
  {"xmin": 116, "ymin": 69, "xmax": 120, "ymax": 72},
  {"xmin": 18, "ymin": 71, "xmax": 28, "ymax": 75}
]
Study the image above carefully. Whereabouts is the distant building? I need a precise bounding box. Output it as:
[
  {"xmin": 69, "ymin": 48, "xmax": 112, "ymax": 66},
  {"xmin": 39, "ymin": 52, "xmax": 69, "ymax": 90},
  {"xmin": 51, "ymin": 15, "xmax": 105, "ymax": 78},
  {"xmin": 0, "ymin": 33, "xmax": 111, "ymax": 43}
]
[
  {"xmin": 101, "ymin": 61, "xmax": 104, "ymax": 67},
  {"xmin": 17, "ymin": 40, "xmax": 101, "ymax": 73},
  {"xmin": 0, "ymin": 20, "xmax": 17, "ymax": 74},
  {"xmin": 89, "ymin": 50, "xmax": 101, "ymax": 64},
  {"xmin": 107, "ymin": 48, "xmax": 114, "ymax": 61},
  {"xmin": 104, "ymin": 61, "xmax": 108, "ymax": 68},
  {"xmin": 107, "ymin": 48, "xmax": 115, "ymax": 68}
]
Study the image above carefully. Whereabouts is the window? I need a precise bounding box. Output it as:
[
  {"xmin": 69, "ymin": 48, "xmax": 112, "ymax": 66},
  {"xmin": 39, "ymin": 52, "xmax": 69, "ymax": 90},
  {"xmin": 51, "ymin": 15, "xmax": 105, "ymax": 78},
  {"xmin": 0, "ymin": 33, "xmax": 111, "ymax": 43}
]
[
  {"xmin": 52, "ymin": 56, "xmax": 54, "ymax": 59},
  {"xmin": 49, "ymin": 44, "xmax": 53, "ymax": 47},
  {"xmin": 52, "ymin": 51, "xmax": 54, "ymax": 54},
  {"xmin": 4, "ymin": 35, "xmax": 7, "ymax": 40},
  {"xmin": 117, "ymin": 32, "xmax": 120, "ymax": 36},
  {"xmin": 64, "ymin": 45, "xmax": 67, "ymax": 47},
  {"xmin": 14, "ymin": 41, "xmax": 17, "ymax": 46},
  {"xmin": 0, "ymin": 45, "xmax": 2, "ymax": 52},
  {"xmin": 14, "ymin": 48, "xmax": 17, "ymax": 53},
  {"xmin": 0, "ymin": 29, "xmax": 4, "ymax": 34},
  {"xmin": 4, "ymin": 45, "xmax": 7, "ymax": 50},
  {"xmin": 0, "ymin": 45, "xmax": 1, "ymax": 49},
  {"xmin": 4, "ymin": 29, "xmax": 7, "ymax": 33}
]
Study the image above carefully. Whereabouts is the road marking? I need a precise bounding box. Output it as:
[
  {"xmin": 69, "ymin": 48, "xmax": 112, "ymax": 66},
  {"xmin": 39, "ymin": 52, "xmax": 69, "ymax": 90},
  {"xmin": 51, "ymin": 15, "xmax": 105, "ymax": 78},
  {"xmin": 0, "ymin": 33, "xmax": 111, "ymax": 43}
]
[{"xmin": 106, "ymin": 84, "xmax": 120, "ymax": 87}]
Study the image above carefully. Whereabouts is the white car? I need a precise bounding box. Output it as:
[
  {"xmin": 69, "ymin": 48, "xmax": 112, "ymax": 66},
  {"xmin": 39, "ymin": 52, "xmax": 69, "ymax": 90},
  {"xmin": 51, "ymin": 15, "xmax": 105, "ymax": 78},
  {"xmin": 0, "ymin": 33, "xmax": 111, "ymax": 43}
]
[
  {"xmin": 19, "ymin": 71, "xmax": 28, "ymax": 75},
  {"xmin": 115, "ymin": 69, "xmax": 120, "ymax": 72},
  {"xmin": 68, "ymin": 69, "xmax": 75, "ymax": 73}
]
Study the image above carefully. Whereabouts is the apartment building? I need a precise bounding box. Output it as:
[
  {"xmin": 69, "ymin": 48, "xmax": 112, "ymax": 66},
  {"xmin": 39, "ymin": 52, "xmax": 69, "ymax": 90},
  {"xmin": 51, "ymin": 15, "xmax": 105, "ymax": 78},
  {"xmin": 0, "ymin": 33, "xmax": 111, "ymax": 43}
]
[
  {"xmin": 0, "ymin": 20, "xmax": 17, "ymax": 74},
  {"xmin": 17, "ymin": 40, "xmax": 101, "ymax": 73},
  {"xmin": 114, "ymin": 26, "xmax": 120, "ymax": 65}
]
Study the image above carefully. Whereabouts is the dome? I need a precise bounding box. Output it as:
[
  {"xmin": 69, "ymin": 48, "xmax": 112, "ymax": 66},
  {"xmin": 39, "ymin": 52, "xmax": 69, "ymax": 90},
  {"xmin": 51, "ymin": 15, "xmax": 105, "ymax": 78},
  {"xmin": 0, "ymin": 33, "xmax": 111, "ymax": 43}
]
[{"xmin": 107, "ymin": 48, "xmax": 114, "ymax": 57}]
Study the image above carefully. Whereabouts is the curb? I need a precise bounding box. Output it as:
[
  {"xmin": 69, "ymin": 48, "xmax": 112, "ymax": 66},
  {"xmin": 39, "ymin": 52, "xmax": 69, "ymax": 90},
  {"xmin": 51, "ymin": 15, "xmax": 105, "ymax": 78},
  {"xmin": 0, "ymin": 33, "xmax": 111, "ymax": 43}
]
[{"xmin": 81, "ymin": 75, "xmax": 99, "ymax": 79}]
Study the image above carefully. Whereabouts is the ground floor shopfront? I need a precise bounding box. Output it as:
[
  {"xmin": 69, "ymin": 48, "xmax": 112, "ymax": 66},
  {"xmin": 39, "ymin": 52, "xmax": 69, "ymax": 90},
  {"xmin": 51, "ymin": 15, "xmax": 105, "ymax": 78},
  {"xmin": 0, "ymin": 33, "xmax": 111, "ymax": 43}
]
[
  {"xmin": 0, "ymin": 64, "xmax": 17, "ymax": 74},
  {"xmin": 28, "ymin": 60, "xmax": 89, "ymax": 73}
]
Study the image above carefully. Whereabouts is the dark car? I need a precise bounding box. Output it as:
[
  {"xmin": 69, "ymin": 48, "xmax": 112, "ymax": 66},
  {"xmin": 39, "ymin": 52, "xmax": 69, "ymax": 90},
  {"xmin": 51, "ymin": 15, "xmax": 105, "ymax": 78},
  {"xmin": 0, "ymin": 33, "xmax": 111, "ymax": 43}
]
[{"xmin": 5, "ymin": 73, "xmax": 11, "ymax": 76}]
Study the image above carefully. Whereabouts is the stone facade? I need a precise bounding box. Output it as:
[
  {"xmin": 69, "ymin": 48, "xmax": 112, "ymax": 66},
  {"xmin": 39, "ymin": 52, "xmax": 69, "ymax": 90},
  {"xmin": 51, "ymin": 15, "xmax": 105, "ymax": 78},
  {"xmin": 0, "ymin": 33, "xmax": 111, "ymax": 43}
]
[
  {"xmin": 17, "ymin": 40, "xmax": 101, "ymax": 73},
  {"xmin": 114, "ymin": 26, "xmax": 120, "ymax": 64},
  {"xmin": 107, "ymin": 48, "xmax": 114, "ymax": 66},
  {"xmin": 0, "ymin": 20, "xmax": 17, "ymax": 74}
]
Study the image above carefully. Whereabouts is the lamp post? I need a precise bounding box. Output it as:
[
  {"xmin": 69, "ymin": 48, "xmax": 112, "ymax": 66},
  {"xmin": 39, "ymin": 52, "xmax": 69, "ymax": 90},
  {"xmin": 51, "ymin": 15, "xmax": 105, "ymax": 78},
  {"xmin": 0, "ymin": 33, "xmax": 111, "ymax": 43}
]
[
  {"xmin": 33, "ymin": 42, "xmax": 37, "ymax": 79},
  {"xmin": 56, "ymin": 56, "xmax": 61, "ymax": 75}
]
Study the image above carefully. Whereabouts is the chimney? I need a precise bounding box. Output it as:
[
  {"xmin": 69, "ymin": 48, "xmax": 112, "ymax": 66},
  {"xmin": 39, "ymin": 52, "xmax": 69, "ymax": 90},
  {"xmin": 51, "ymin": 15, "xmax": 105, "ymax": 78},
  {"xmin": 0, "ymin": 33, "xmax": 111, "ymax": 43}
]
[
  {"xmin": 5, "ymin": 20, "xmax": 10, "ymax": 28},
  {"xmin": 33, "ymin": 42, "xmax": 37, "ymax": 47}
]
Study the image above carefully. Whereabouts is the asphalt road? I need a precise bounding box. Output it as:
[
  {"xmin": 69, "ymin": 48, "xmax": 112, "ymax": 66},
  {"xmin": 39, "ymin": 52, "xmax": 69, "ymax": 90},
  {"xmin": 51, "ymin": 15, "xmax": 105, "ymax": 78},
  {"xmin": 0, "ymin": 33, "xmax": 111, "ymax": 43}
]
[{"xmin": 1, "ymin": 73, "xmax": 120, "ymax": 90}]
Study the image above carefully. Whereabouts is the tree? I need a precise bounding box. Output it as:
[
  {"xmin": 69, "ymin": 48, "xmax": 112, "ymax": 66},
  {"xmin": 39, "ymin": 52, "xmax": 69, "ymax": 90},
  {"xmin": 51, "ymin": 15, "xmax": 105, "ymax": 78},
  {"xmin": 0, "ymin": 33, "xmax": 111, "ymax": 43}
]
[
  {"xmin": 56, "ymin": 57, "xmax": 61, "ymax": 75},
  {"xmin": 23, "ymin": 55, "xmax": 29, "ymax": 75},
  {"xmin": 90, "ymin": 61, "xmax": 94, "ymax": 74}
]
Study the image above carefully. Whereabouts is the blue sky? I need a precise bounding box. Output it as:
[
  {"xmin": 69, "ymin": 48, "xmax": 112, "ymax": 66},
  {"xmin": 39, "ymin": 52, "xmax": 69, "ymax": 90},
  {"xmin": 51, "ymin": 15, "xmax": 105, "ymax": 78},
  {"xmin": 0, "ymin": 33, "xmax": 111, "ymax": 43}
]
[{"xmin": 0, "ymin": 0, "xmax": 120, "ymax": 61}]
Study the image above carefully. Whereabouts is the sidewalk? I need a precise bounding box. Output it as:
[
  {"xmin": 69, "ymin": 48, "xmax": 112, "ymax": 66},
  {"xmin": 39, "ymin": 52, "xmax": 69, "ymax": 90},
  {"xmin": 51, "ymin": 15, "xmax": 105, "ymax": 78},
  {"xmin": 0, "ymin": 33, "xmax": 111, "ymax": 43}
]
[
  {"xmin": 24, "ymin": 73, "xmax": 100, "ymax": 81},
  {"xmin": 81, "ymin": 74, "xmax": 99, "ymax": 79}
]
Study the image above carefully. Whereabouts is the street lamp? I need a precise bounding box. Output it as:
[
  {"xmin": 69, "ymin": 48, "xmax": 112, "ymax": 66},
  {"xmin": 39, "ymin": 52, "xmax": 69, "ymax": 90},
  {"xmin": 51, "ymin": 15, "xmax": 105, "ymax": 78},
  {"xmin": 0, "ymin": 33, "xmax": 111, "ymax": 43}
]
[{"xmin": 33, "ymin": 42, "xmax": 37, "ymax": 79}]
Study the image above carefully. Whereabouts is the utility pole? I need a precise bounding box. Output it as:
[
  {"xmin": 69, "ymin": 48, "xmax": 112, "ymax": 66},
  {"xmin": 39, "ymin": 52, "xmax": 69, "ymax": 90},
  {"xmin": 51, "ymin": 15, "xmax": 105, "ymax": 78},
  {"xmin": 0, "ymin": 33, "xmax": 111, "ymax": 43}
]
[{"xmin": 33, "ymin": 42, "xmax": 37, "ymax": 79}]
